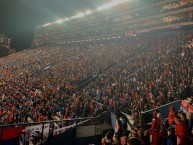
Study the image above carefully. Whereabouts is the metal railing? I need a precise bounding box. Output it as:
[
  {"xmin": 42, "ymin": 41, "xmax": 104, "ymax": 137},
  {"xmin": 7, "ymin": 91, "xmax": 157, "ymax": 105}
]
[{"xmin": 0, "ymin": 117, "xmax": 94, "ymax": 145}]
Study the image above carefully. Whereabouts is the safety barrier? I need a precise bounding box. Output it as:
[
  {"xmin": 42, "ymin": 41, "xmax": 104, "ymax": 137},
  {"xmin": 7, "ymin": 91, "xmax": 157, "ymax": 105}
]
[{"xmin": 0, "ymin": 117, "xmax": 93, "ymax": 145}]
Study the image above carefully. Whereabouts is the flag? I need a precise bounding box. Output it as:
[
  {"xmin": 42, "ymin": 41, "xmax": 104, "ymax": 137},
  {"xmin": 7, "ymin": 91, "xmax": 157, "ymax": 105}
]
[
  {"xmin": 1, "ymin": 127, "xmax": 20, "ymax": 140},
  {"xmin": 0, "ymin": 127, "xmax": 21, "ymax": 145}
]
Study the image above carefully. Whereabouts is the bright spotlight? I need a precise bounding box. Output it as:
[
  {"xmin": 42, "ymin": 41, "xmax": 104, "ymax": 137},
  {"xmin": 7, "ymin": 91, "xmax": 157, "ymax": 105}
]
[
  {"xmin": 43, "ymin": 23, "xmax": 52, "ymax": 27},
  {"xmin": 64, "ymin": 17, "xmax": 69, "ymax": 21},
  {"xmin": 97, "ymin": 0, "xmax": 129, "ymax": 11},
  {"xmin": 76, "ymin": 12, "xmax": 85, "ymax": 17},
  {"xmin": 71, "ymin": 12, "xmax": 85, "ymax": 19},
  {"xmin": 85, "ymin": 10, "xmax": 92, "ymax": 15},
  {"xmin": 56, "ymin": 19, "xmax": 64, "ymax": 24}
]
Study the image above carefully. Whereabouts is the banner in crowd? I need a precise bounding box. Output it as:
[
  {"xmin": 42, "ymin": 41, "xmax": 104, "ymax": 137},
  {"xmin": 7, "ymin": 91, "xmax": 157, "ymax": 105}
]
[
  {"xmin": 0, "ymin": 127, "xmax": 20, "ymax": 145},
  {"xmin": 111, "ymin": 112, "xmax": 117, "ymax": 132},
  {"xmin": 53, "ymin": 124, "xmax": 75, "ymax": 136},
  {"xmin": 1, "ymin": 127, "xmax": 20, "ymax": 140},
  {"xmin": 25, "ymin": 123, "xmax": 50, "ymax": 141},
  {"xmin": 180, "ymin": 100, "xmax": 193, "ymax": 113},
  {"xmin": 53, "ymin": 119, "xmax": 91, "ymax": 136},
  {"xmin": 53, "ymin": 111, "xmax": 110, "ymax": 136}
]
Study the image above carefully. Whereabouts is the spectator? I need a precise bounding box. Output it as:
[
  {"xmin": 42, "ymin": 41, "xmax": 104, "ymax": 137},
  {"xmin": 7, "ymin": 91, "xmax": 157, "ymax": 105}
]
[
  {"xmin": 120, "ymin": 130, "xmax": 129, "ymax": 145},
  {"xmin": 179, "ymin": 112, "xmax": 188, "ymax": 126},
  {"xmin": 104, "ymin": 132, "xmax": 112, "ymax": 145},
  {"xmin": 155, "ymin": 110, "xmax": 162, "ymax": 130},
  {"xmin": 129, "ymin": 129, "xmax": 138, "ymax": 138},
  {"xmin": 151, "ymin": 111, "xmax": 162, "ymax": 145},
  {"xmin": 166, "ymin": 127, "xmax": 176, "ymax": 145},
  {"xmin": 187, "ymin": 126, "xmax": 193, "ymax": 145},
  {"xmin": 143, "ymin": 130, "xmax": 150, "ymax": 145},
  {"xmin": 168, "ymin": 106, "xmax": 176, "ymax": 126},
  {"xmin": 112, "ymin": 133, "xmax": 121, "ymax": 145},
  {"xmin": 127, "ymin": 137, "xmax": 143, "ymax": 145},
  {"xmin": 137, "ymin": 128, "xmax": 144, "ymax": 141},
  {"xmin": 102, "ymin": 138, "xmax": 106, "ymax": 145},
  {"xmin": 133, "ymin": 112, "xmax": 139, "ymax": 128},
  {"xmin": 160, "ymin": 119, "xmax": 169, "ymax": 145},
  {"xmin": 174, "ymin": 115, "xmax": 188, "ymax": 145}
]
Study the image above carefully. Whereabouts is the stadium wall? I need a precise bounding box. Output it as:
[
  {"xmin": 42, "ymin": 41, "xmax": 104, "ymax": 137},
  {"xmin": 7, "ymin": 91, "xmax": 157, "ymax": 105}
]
[{"xmin": 46, "ymin": 127, "xmax": 76, "ymax": 145}]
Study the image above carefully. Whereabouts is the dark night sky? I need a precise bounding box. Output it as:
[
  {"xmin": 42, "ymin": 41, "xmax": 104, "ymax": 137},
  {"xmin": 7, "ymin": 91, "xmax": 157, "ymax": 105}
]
[{"xmin": 0, "ymin": 0, "xmax": 107, "ymax": 51}]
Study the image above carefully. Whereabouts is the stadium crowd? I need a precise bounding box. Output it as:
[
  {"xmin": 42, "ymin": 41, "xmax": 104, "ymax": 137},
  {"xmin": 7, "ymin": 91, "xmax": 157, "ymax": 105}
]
[
  {"xmin": 101, "ymin": 106, "xmax": 193, "ymax": 145},
  {"xmin": 0, "ymin": 30, "xmax": 192, "ymax": 134}
]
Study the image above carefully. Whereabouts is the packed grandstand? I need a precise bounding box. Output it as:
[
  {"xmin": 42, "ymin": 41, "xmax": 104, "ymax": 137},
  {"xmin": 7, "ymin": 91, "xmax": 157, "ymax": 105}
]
[{"xmin": 0, "ymin": 0, "xmax": 193, "ymax": 145}]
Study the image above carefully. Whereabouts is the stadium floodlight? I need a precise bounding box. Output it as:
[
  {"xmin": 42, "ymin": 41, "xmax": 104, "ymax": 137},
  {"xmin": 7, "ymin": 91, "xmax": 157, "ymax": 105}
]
[
  {"xmin": 85, "ymin": 10, "xmax": 92, "ymax": 15},
  {"xmin": 76, "ymin": 12, "xmax": 85, "ymax": 17},
  {"xmin": 97, "ymin": 0, "xmax": 129, "ymax": 11},
  {"xmin": 64, "ymin": 17, "xmax": 69, "ymax": 21},
  {"xmin": 43, "ymin": 23, "xmax": 52, "ymax": 27},
  {"xmin": 71, "ymin": 12, "xmax": 85, "ymax": 19},
  {"xmin": 55, "ymin": 19, "xmax": 64, "ymax": 24}
]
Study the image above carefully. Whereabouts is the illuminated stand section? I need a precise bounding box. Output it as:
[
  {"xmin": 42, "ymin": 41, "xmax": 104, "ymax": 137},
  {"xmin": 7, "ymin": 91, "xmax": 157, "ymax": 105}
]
[
  {"xmin": 32, "ymin": 0, "xmax": 135, "ymax": 48},
  {"xmin": 32, "ymin": 0, "xmax": 193, "ymax": 49}
]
